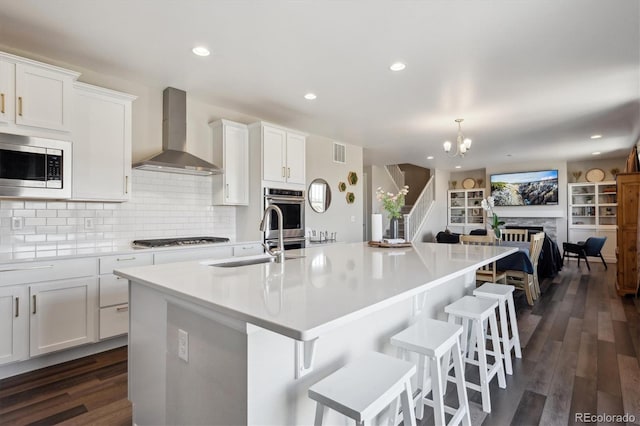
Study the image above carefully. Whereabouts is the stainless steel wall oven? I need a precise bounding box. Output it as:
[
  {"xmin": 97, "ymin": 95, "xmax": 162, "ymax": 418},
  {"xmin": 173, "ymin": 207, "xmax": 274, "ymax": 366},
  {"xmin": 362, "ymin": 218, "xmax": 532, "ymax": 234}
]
[{"xmin": 263, "ymin": 187, "xmax": 305, "ymax": 249}]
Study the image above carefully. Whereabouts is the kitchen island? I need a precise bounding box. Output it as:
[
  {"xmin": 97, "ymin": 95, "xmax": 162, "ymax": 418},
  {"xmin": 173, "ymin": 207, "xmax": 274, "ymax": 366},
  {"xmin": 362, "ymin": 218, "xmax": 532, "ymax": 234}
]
[{"xmin": 115, "ymin": 242, "xmax": 515, "ymax": 425}]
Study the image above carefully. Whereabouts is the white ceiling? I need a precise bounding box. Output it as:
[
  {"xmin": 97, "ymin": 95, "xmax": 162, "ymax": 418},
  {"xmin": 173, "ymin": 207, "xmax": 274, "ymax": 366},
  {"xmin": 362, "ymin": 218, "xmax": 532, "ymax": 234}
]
[{"xmin": 0, "ymin": 0, "xmax": 638, "ymax": 170}]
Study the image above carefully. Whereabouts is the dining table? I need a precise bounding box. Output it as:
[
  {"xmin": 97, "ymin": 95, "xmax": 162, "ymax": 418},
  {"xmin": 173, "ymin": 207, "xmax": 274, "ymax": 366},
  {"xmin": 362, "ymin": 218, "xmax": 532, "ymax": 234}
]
[{"xmin": 495, "ymin": 240, "xmax": 534, "ymax": 274}]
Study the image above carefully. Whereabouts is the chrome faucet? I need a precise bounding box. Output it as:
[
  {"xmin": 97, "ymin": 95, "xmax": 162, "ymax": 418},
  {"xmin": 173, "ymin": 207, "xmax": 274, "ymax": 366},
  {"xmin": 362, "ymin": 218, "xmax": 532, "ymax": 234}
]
[{"xmin": 259, "ymin": 205, "xmax": 286, "ymax": 263}]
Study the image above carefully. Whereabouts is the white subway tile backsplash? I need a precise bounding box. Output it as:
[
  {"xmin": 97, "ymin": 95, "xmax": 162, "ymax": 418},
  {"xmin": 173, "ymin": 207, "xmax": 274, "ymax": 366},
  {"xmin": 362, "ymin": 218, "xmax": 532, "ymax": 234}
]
[{"xmin": 0, "ymin": 169, "xmax": 237, "ymax": 258}]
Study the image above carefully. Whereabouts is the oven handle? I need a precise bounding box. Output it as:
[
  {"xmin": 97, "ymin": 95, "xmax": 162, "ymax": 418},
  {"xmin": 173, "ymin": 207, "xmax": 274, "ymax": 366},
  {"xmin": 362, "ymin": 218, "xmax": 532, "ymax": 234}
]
[
  {"xmin": 265, "ymin": 195, "xmax": 305, "ymax": 202},
  {"xmin": 265, "ymin": 237, "xmax": 307, "ymax": 245}
]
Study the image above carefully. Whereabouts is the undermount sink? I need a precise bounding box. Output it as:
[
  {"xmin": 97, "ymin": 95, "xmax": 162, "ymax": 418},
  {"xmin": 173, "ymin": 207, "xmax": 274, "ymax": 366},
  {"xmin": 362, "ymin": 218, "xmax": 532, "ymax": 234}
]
[{"xmin": 211, "ymin": 255, "xmax": 304, "ymax": 268}]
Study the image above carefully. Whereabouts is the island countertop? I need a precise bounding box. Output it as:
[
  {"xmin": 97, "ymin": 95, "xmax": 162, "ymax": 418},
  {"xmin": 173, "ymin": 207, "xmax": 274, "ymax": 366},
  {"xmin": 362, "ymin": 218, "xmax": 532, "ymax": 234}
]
[{"xmin": 115, "ymin": 242, "xmax": 516, "ymax": 341}]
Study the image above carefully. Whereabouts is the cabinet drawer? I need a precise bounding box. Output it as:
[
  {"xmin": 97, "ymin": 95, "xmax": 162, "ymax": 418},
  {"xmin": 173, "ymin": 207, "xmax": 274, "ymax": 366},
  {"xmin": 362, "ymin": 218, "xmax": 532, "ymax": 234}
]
[
  {"xmin": 99, "ymin": 304, "xmax": 128, "ymax": 339},
  {"xmin": 0, "ymin": 258, "xmax": 96, "ymax": 286},
  {"xmin": 153, "ymin": 247, "xmax": 233, "ymax": 264},
  {"xmin": 233, "ymin": 244, "xmax": 263, "ymax": 257},
  {"xmin": 99, "ymin": 274, "xmax": 128, "ymax": 307},
  {"xmin": 99, "ymin": 253, "xmax": 153, "ymax": 275}
]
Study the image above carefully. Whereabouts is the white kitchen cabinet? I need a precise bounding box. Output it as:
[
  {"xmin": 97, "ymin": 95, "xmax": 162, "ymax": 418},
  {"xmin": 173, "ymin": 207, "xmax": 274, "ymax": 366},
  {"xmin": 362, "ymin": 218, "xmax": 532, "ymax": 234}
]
[
  {"xmin": 0, "ymin": 286, "xmax": 28, "ymax": 366},
  {"xmin": 98, "ymin": 253, "xmax": 152, "ymax": 340},
  {"xmin": 210, "ymin": 119, "xmax": 249, "ymax": 205},
  {"xmin": 251, "ymin": 122, "xmax": 307, "ymax": 187},
  {"xmin": 0, "ymin": 58, "xmax": 15, "ymax": 125},
  {"xmin": 72, "ymin": 82, "xmax": 136, "ymax": 201},
  {"xmin": 29, "ymin": 277, "xmax": 97, "ymax": 356},
  {"xmin": 0, "ymin": 51, "xmax": 79, "ymax": 134}
]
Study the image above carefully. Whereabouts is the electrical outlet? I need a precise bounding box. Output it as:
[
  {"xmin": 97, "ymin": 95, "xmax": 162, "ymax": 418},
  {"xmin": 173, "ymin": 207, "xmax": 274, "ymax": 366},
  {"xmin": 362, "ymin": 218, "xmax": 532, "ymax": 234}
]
[
  {"xmin": 11, "ymin": 217, "xmax": 23, "ymax": 231},
  {"xmin": 84, "ymin": 217, "xmax": 94, "ymax": 230},
  {"xmin": 178, "ymin": 329, "xmax": 189, "ymax": 362}
]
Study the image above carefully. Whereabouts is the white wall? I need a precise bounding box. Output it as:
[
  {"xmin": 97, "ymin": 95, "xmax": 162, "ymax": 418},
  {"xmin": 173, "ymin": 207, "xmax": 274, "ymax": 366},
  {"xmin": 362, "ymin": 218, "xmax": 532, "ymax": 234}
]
[{"xmin": 305, "ymin": 136, "xmax": 363, "ymax": 243}]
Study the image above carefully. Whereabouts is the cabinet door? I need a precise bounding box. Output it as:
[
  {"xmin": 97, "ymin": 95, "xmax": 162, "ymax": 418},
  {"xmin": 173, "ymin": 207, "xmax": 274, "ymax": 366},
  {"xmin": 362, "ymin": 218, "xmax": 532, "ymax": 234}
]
[
  {"xmin": 224, "ymin": 124, "xmax": 249, "ymax": 204},
  {"xmin": 72, "ymin": 86, "xmax": 133, "ymax": 201},
  {"xmin": 262, "ymin": 125, "xmax": 286, "ymax": 183},
  {"xmin": 285, "ymin": 132, "xmax": 306, "ymax": 185},
  {"xmin": 0, "ymin": 58, "xmax": 15, "ymax": 124},
  {"xmin": 15, "ymin": 63, "xmax": 72, "ymax": 131},
  {"xmin": 30, "ymin": 277, "xmax": 97, "ymax": 356},
  {"xmin": 0, "ymin": 286, "xmax": 28, "ymax": 365}
]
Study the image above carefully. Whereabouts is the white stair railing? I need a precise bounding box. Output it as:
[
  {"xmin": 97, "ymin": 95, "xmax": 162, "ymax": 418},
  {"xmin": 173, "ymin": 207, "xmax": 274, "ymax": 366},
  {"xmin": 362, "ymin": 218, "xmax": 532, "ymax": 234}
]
[
  {"xmin": 404, "ymin": 176, "xmax": 435, "ymax": 242},
  {"xmin": 384, "ymin": 164, "xmax": 404, "ymax": 190}
]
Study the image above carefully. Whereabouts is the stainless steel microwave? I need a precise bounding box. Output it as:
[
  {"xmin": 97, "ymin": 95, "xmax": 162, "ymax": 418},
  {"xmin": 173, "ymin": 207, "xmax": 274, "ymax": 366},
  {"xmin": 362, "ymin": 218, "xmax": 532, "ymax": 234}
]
[{"xmin": 0, "ymin": 133, "xmax": 71, "ymax": 199}]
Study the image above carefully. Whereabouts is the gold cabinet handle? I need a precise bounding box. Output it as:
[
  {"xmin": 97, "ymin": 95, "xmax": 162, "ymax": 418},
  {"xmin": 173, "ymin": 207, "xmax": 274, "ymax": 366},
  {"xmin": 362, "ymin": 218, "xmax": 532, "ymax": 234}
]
[
  {"xmin": 32, "ymin": 295, "xmax": 36, "ymax": 314},
  {"xmin": 226, "ymin": 183, "xmax": 229, "ymax": 198},
  {"xmin": 15, "ymin": 297, "xmax": 19, "ymax": 318},
  {"xmin": 116, "ymin": 306, "xmax": 129, "ymax": 313},
  {"xmin": 282, "ymin": 166, "xmax": 285, "ymax": 177},
  {"xmin": 18, "ymin": 96, "xmax": 23, "ymax": 116},
  {"xmin": 287, "ymin": 167, "xmax": 291, "ymax": 178},
  {"xmin": 1, "ymin": 93, "xmax": 4, "ymax": 114},
  {"xmin": 116, "ymin": 256, "xmax": 136, "ymax": 261},
  {"xmin": 125, "ymin": 176, "xmax": 129, "ymax": 194}
]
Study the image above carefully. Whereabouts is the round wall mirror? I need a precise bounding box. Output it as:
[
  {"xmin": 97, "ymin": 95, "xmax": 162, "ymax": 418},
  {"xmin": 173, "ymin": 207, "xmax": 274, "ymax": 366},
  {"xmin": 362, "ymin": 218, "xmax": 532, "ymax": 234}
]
[{"xmin": 308, "ymin": 178, "xmax": 332, "ymax": 213}]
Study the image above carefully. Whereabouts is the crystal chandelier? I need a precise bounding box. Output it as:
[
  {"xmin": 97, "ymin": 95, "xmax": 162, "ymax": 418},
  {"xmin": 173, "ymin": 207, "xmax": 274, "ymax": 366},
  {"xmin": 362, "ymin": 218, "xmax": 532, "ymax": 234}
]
[{"xmin": 443, "ymin": 118, "xmax": 472, "ymax": 157}]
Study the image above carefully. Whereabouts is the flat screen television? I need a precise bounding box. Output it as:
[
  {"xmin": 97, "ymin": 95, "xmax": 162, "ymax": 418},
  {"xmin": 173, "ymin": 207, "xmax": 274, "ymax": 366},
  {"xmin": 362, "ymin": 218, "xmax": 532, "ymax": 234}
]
[{"xmin": 490, "ymin": 170, "xmax": 559, "ymax": 206}]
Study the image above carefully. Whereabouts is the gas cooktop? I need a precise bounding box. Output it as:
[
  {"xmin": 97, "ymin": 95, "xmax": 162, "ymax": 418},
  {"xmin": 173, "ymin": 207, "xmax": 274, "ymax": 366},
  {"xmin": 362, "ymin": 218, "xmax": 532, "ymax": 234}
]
[{"xmin": 132, "ymin": 236, "xmax": 230, "ymax": 248}]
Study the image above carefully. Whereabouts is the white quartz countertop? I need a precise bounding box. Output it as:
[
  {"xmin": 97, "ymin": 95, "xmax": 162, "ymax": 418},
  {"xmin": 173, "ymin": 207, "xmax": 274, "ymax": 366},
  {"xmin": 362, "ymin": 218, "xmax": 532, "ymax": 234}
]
[
  {"xmin": 0, "ymin": 240, "xmax": 262, "ymax": 265},
  {"xmin": 115, "ymin": 242, "xmax": 516, "ymax": 341}
]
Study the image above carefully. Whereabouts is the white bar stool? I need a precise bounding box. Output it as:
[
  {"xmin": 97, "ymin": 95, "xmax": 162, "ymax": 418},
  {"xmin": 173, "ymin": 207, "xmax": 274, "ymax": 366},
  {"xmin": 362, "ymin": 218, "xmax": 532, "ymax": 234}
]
[
  {"xmin": 391, "ymin": 318, "xmax": 472, "ymax": 426},
  {"xmin": 308, "ymin": 352, "xmax": 417, "ymax": 426},
  {"xmin": 473, "ymin": 283, "xmax": 522, "ymax": 375},
  {"xmin": 444, "ymin": 296, "xmax": 506, "ymax": 413}
]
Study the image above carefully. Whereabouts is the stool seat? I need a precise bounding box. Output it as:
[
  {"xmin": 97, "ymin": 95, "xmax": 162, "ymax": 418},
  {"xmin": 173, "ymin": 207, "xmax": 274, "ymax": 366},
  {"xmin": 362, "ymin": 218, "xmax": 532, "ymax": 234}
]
[
  {"xmin": 391, "ymin": 318, "xmax": 463, "ymax": 358},
  {"xmin": 473, "ymin": 282, "xmax": 514, "ymax": 297},
  {"xmin": 444, "ymin": 295, "xmax": 498, "ymax": 319},
  {"xmin": 309, "ymin": 352, "xmax": 416, "ymax": 425}
]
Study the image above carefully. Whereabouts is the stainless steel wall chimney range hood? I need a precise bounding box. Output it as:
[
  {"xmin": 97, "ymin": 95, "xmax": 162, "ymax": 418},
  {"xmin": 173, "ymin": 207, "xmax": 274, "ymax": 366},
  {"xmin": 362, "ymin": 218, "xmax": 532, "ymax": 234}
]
[{"xmin": 133, "ymin": 87, "xmax": 222, "ymax": 175}]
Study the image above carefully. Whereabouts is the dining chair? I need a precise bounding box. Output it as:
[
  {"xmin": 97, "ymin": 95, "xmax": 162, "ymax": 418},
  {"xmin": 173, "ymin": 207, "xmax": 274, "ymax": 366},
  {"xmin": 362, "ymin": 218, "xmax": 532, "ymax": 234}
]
[
  {"xmin": 504, "ymin": 232, "xmax": 544, "ymax": 305},
  {"xmin": 500, "ymin": 229, "xmax": 527, "ymax": 242},
  {"xmin": 459, "ymin": 235, "xmax": 507, "ymax": 284}
]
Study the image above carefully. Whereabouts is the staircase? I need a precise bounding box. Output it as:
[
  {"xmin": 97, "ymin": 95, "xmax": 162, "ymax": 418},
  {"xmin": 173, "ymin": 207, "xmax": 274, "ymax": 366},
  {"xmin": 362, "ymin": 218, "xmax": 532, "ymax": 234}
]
[{"xmin": 383, "ymin": 164, "xmax": 435, "ymax": 242}]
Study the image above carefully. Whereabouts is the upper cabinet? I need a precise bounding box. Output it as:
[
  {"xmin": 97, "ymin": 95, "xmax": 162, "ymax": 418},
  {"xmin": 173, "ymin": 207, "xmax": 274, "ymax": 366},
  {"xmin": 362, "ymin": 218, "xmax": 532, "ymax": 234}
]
[
  {"xmin": 210, "ymin": 119, "xmax": 249, "ymax": 205},
  {"xmin": 252, "ymin": 122, "xmax": 306, "ymax": 187},
  {"xmin": 72, "ymin": 82, "xmax": 136, "ymax": 202},
  {"xmin": 0, "ymin": 52, "xmax": 79, "ymax": 134}
]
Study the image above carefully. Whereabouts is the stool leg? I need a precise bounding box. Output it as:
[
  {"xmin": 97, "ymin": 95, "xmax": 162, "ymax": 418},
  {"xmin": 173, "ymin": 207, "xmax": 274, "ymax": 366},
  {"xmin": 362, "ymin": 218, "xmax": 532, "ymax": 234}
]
[
  {"xmin": 314, "ymin": 402, "xmax": 328, "ymax": 426},
  {"xmin": 452, "ymin": 339, "xmax": 472, "ymax": 426},
  {"xmin": 489, "ymin": 312, "xmax": 507, "ymax": 389},
  {"xmin": 498, "ymin": 301, "xmax": 513, "ymax": 375},
  {"xmin": 416, "ymin": 354, "xmax": 426, "ymax": 420},
  {"xmin": 400, "ymin": 379, "xmax": 417, "ymax": 426},
  {"xmin": 467, "ymin": 319, "xmax": 477, "ymax": 363},
  {"xmin": 507, "ymin": 293, "xmax": 522, "ymax": 359},
  {"xmin": 430, "ymin": 353, "xmax": 446, "ymax": 426},
  {"xmin": 474, "ymin": 318, "xmax": 492, "ymax": 413}
]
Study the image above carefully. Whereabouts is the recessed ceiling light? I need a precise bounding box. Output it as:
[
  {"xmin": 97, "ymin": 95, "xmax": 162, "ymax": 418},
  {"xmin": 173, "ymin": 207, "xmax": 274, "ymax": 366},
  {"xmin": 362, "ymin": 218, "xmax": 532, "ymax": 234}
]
[
  {"xmin": 427, "ymin": 156, "xmax": 434, "ymax": 160},
  {"xmin": 592, "ymin": 151, "xmax": 601, "ymax": 155},
  {"xmin": 192, "ymin": 46, "xmax": 210, "ymax": 57},
  {"xmin": 304, "ymin": 93, "xmax": 317, "ymax": 100},
  {"xmin": 455, "ymin": 165, "xmax": 462, "ymax": 169},
  {"xmin": 590, "ymin": 134, "xmax": 602, "ymax": 139},
  {"xmin": 389, "ymin": 62, "xmax": 406, "ymax": 71}
]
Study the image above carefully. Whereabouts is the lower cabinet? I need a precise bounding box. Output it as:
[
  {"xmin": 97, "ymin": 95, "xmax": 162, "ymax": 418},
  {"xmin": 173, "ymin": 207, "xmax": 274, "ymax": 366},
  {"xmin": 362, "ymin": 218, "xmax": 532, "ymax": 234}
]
[
  {"xmin": 29, "ymin": 277, "xmax": 97, "ymax": 357},
  {"xmin": 0, "ymin": 286, "xmax": 28, "ymax": 365}
]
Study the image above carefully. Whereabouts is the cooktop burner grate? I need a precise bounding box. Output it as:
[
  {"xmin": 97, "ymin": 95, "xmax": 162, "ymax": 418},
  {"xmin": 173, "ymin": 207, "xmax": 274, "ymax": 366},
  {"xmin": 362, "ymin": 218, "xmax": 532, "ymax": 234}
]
[{"xmin": 132, "ymin": 236, "xmax": 230, "ymax": 248}]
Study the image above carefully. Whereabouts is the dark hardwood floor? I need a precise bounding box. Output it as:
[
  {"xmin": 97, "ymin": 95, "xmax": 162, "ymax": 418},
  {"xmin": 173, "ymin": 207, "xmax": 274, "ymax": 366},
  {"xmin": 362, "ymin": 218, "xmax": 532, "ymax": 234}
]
[{"xmin": 0, "ymin": 261, "xmax": 638, "ymax": 425}]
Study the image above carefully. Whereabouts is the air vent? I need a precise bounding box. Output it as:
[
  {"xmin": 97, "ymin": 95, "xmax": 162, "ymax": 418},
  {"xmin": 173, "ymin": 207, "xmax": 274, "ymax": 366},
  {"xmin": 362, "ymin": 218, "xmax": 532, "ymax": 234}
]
[{"xmin": 333, "ymin": 142, "xmax": 346, "ymax": 164}]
